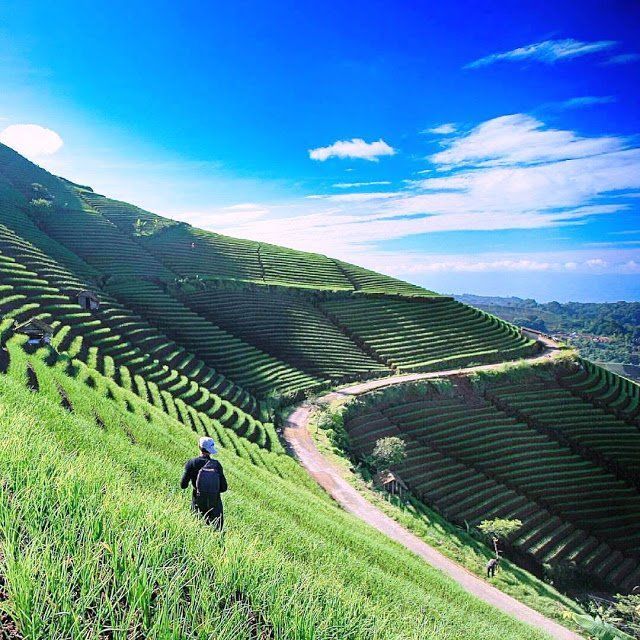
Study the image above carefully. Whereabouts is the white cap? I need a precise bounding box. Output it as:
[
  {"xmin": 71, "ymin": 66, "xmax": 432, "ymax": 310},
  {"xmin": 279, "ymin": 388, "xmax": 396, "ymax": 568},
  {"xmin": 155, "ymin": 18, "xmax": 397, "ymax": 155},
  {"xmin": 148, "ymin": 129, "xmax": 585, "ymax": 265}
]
[{"xmin": 198, "ymin": 437, "xmax": 218, "ymax": 454}]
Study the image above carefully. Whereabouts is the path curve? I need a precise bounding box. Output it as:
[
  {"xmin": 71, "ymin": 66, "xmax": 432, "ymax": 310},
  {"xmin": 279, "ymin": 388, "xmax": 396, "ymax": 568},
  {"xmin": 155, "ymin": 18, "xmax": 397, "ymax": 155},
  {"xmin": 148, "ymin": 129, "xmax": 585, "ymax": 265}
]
[{"xmin": 284, "ymin": 347, "xmax": 582, "ymax": 640}]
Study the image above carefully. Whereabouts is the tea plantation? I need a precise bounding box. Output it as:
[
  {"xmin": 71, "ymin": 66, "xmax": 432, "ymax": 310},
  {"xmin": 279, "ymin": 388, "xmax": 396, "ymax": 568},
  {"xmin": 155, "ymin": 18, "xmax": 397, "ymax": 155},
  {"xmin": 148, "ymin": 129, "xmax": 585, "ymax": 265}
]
[
  {"xmin": 343, "ymin": 361, "xmax": 640, "ymax": 593},
  {"xmin": 0, "ymin": 140, "xmax": 637, "ymax": 637}
]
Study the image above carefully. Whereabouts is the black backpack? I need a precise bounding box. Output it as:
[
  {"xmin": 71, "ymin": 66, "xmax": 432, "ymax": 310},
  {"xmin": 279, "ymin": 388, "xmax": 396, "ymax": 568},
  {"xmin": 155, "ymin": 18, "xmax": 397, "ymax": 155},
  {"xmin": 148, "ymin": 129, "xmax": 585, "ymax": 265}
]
[{"xmin": 195, "ymin": 459, "xmax": 221, "ymax": 497}]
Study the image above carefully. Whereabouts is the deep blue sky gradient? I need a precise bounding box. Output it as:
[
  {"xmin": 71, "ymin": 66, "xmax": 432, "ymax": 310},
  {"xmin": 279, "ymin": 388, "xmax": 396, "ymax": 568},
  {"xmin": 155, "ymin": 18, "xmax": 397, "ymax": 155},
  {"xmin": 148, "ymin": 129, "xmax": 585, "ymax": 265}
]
[{"xmin": 1, "ymin": 1, "xmax": 639, "ymax": 300}]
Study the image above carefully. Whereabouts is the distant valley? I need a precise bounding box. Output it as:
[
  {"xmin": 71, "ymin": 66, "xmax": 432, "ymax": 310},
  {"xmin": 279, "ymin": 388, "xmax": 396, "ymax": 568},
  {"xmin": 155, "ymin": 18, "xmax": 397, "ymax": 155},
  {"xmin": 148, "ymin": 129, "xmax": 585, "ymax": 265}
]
[{"xmin": 455, "ymin": 294, "xmax": 640, "ymax": 379}]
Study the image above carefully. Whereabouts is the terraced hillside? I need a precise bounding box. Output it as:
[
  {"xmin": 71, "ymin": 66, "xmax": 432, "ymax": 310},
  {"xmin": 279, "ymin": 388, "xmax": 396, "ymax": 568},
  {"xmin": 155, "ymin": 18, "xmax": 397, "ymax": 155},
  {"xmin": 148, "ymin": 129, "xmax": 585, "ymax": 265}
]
[
  {"xmin": 106, "ymin": 278, "xmax": 320, "ymax": 396},
  {"xmin": 0, "ymin": 325, "xmax": 557, "ymax": 639},
  {"xmin": 0, "ymin": 142, "xmax": 537, "ymax": 399},
  {"xmin": 0, "ymin": 222, "xmax": 273, "ymax": 445},
  {"xmin": 182, "ymin": 284, "xmax": 390, "ymax": 380},
  {"xmin": 2, "ymin": 140, "xmax": 635, "ymax": 635},
  {"xmin": 322, "ymin": 295, "xmax": 536, "ymax": 371},
  {"xmin": 343, "ymin": 360, "xmax": 640, "ymax": 592}
]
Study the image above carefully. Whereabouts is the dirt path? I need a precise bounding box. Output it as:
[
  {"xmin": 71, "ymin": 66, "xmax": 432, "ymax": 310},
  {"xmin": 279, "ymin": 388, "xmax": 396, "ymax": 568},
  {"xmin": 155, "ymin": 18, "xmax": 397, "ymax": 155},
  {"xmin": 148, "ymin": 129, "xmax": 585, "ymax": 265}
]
[{"xmin": 284, "ymin": 347, "xmax": 582, "ymax": 640}]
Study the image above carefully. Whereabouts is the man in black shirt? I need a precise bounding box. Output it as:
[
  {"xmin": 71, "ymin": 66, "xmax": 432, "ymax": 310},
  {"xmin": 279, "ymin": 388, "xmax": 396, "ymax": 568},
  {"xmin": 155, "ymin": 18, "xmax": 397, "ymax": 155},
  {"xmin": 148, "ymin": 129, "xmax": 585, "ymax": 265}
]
[{"xmin": 180, "ymin": 437, "xmax": 227, "ymax": 530}]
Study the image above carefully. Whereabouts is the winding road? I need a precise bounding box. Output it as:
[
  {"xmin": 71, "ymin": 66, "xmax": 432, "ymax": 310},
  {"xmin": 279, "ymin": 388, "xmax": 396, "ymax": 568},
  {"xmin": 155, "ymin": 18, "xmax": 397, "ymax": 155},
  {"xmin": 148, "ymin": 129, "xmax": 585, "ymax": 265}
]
[{"xmin": 283, "ymin": 347, "xmax": 583, "ymax": 640}]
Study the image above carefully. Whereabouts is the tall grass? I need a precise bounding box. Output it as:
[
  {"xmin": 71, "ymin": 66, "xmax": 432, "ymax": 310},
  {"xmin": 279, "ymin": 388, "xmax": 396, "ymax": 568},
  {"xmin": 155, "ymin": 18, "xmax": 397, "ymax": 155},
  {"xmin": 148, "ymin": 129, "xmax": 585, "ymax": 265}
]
[{"xmin": 0, "ymin": 341, "xmax": 550, "ymax": 639}]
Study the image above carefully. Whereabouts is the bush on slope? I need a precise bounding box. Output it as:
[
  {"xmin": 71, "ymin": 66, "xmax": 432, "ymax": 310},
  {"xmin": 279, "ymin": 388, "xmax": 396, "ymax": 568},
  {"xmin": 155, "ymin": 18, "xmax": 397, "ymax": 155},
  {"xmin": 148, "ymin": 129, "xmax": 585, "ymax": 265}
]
[{"xmin": 0, "ymin": 339, "xmax": 550, "ymax": 640}]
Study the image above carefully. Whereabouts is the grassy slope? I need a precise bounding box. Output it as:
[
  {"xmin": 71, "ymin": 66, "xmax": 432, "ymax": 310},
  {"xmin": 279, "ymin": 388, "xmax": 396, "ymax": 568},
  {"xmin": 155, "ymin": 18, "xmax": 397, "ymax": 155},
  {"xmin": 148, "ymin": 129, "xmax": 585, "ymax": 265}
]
[
  {"xmin": 336, "ymin": 356, "xmax": 640, "ymax": 593},
  {"xmin": 0, "ymin": 336, "xmax": 550, "ymax": 640},
  {"xmin": 304, "ymin": 367, "xmax": 585, "ymax": 630}
]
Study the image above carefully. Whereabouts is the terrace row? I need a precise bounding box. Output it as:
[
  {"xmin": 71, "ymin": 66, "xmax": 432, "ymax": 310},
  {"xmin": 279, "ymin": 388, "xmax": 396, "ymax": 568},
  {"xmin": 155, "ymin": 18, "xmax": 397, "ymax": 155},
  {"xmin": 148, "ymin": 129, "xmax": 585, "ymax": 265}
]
[
  {"xmin": 0, "ymin": 243, "xmax": 279, "ymax": 449},
  {"xmin": 344, "ymin": 376, "xmax": 640, "ymax": 592},
  {"xmin": 322, "ymin": 296, "xmax": 536, "ymax": 371}
]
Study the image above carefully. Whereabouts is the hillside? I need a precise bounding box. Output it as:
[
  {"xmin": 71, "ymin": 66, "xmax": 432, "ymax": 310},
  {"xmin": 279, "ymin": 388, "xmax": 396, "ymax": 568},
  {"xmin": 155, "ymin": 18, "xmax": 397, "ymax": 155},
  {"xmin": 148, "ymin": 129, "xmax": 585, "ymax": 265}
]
[
  {"xmin": 0, "ymin": 142, "xmax": 536, "ymax": 407},
  {"xmin": 1, "ymin": 327, "xmax": 555, "ymax": 639},
  {"xmin": 0, "ymin": 141, "xmax": 638, "ymax": 638},
  {"xmin": 342, "ymin": 359, "xmax": 640, "ymax": 593}
]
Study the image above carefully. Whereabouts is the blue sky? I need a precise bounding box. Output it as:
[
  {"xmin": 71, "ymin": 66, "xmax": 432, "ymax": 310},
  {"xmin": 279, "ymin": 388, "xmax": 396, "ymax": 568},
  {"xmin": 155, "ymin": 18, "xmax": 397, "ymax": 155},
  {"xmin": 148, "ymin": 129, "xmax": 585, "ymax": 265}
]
[{"xmin": 1, "ymin": 0, "xmax": 639, "ymax": 301}]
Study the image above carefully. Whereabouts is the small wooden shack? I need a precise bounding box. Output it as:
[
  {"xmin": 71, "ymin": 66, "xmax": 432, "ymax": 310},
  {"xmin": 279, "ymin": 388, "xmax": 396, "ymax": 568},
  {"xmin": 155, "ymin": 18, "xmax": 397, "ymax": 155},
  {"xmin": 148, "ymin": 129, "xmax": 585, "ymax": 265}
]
[
  {"xmin": 374, "ymin": 470, "xmax": 408, "ymax": 497},
  {"xmin": 14, "ymin": 318, "xmax": 54, "ymax": 346},
  {"xmin": 76, "ymin": 290, "xmax": 100, "ymax": 311}
]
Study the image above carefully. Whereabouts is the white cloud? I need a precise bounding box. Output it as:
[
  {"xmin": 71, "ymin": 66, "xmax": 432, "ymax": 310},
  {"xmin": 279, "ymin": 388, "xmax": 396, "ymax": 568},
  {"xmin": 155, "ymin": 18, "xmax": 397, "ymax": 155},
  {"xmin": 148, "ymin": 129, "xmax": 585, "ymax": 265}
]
[
  {"xmin": 0, "ymin": 123, "xmax": 63, "ymax": 160},
  {"xmin": 554, "ymin": 96, "xmax": 615, "ymax": 110},
  {"xmin": 586, "ymin": 240, "xmax": 640, "ymax": 247},
  {"xmin": 309, "ymin": 191, "xmax": 401, "ymax": 203},
  {"xmin": 604, "ymin": 53, "xmax": 640, "ymax": 65},
  {"xmin": 309, "ymin": 138, "xmax": 395, "ymax": 161},
  {"xmin": 430, "ymin": 114, "xmax": 624, "ymax": 168},
  {"xmin": 209, "ymin": 115, "xmax": 640, "ymax": 268},
  {"xmin": 423, "ymin": 123, "xmax": 457, "ymax": 135},
  {"xmin": 365, "ymin": 250, "xmax": 640, "ymax": 276},
  {"xmin": 333, "ymin": 181, "xmax": 392, "ymax": 188},
  {"xmin": 466, "ymin": 38, "xmax": 616, "ymax": 69}
]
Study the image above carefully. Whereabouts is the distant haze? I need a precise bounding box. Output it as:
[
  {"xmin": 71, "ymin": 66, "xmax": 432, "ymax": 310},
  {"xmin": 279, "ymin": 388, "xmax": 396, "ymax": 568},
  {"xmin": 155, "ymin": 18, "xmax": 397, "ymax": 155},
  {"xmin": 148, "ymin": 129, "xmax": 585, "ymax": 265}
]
[{"xmin": 426, "ymin": 272, "xmax": 640, "ymax": 303}]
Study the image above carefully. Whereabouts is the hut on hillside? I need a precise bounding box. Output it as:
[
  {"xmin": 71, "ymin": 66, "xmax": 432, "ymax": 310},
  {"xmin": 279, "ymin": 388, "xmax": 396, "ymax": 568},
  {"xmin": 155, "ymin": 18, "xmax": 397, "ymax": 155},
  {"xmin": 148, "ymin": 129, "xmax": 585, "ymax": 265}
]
[
  {"xmin": 76, "ymin": 290, "xmax": 100, "ymax": 311},
  {"xmin": 374, "ymin": 470, "xmax": 408, "ymax": 497},
  {"xmin": 14, "ymin": 319, "xmax": 54, "ymax": 346}
]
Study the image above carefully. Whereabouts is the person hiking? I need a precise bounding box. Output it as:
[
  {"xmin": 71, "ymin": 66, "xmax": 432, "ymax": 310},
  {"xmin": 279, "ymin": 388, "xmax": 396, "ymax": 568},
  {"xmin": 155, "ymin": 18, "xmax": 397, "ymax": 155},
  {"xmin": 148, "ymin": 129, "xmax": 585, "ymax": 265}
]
[
  {"xmin": 180, "ymin": 437, "xmax": 227, "ymax": 530},
  {"xmin": 486, "ymin": 557, "xmax": 500, "ymax": 578}
]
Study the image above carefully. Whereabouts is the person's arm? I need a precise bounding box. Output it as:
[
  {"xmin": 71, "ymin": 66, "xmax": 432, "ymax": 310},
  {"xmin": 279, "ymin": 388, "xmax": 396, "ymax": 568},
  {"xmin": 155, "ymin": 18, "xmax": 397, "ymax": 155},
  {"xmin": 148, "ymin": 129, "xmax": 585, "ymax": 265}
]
[
  {"xmin": 180, "ymin": 460, "xmax": 192, "ymax": 489},
  {"xmin": 218, "ymin": 462, "xmax": 228, "ymax": 493}
]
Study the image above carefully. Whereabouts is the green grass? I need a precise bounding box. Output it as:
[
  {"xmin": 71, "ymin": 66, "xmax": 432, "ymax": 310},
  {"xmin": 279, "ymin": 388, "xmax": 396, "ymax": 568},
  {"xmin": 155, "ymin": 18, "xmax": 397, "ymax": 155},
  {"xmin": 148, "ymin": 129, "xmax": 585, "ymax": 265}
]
[{"xmin": 0, "ymin": 337, "xmax": 553, "ymax": 639}]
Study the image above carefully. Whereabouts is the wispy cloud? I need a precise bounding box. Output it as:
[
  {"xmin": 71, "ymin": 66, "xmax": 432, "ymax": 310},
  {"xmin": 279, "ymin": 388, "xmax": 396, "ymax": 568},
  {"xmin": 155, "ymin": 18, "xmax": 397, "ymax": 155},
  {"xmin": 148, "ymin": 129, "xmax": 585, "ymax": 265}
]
[
  {"xmin": 430, "ymin": 113, "xmax": 624, "ymax": 167},
  {"xmin": 206, "ymin": 114, "xmax": 640, "ymax": 276},
  {"xmin": 465, "ymin": 38, "xmax": 617, "ymax": 69},
  {"xmin": 422, "ymin": 123, "xmax": 456, "ymax": 135},
  {"xmin": 552, "ymin": 95, "xmax": 615, "ymax": 110},
  {"xmin": 361, "ymin": 250, "xmax": 640, "ymax": 276},
  {"xmin": 586, "ymin": 240, "xmax": 640, "ymax": 247},
  {"xmin": 308, "ymin": 138, "xmax": 396, "ymax": 161},
  {"xmin": 332, "ymin": 181, "xmax": 392, "ymax": 188},
  {"xmin": 0, "ymin": 123, "xmax": 63, "ymax": 160},
  {"xmin": 306, "ymin": 191, "xmax": 401, "ymax": 203},
  {"xmin": 604, "ymin": 53, "xmax": 640, "ymax": 65}
]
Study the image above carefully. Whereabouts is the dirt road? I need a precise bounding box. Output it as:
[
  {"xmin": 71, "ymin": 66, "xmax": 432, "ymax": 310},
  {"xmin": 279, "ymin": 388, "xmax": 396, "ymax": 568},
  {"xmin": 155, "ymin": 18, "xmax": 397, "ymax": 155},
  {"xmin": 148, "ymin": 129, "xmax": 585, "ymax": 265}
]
[{"xmin": 283, "ymin": 349, "xmax": 582, "ymax": 640}]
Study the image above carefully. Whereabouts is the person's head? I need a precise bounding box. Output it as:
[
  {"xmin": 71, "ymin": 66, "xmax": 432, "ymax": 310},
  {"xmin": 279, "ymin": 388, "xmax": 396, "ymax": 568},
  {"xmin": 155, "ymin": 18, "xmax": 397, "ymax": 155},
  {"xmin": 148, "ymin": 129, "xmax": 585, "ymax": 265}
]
[{"xmin": 198, "ymin": 437, "xmax": 218, "ymax": 456}]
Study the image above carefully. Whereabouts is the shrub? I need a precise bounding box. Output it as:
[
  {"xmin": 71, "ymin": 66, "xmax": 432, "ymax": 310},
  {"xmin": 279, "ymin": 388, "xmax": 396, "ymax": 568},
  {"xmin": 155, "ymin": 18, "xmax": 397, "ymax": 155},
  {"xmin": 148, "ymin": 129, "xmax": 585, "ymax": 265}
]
[
  {"xmin": 478, "ymin": 518, "xmax": 522, "ymax": 556},
  {"xmin": 371, "ymin": 436, "xmax": 406, "ymax": 471},
  {"xmin": 315, "ymin": 404, "xmax": 350, "ymax": 451},
  {"xmin": 30, "ymin": 197, "xmax": 52, "ymax": 208}
]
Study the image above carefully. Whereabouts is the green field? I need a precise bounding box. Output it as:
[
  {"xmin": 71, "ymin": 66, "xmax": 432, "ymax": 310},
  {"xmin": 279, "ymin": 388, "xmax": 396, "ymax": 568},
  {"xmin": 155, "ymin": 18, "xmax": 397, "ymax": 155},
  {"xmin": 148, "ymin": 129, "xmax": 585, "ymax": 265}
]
[
  {"xmin": 1, "ymin": 140, "xmax": 637, "ymax": 638},
  {"xmin": 0, "ymin": 327, "xmax": 555, "ymax": 639},
  {"xmin": 343, "ymin": 360, "xmax": 640, "ymax": 593}
]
